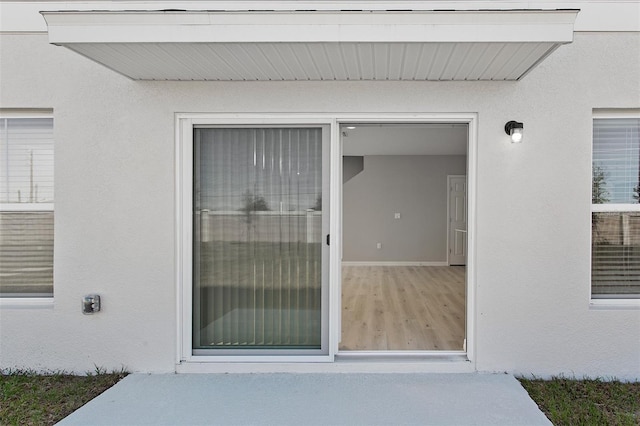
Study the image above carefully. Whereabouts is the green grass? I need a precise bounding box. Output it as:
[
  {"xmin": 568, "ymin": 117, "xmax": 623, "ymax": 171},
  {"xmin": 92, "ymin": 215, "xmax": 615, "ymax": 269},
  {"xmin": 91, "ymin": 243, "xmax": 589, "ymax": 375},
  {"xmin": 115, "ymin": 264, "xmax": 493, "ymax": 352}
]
[
  {"xmin": 519, "ymin": 376, "xmax": 640, "ymax": 425},
  {"xmin": 0, "ymin": 368, "xmax": 127, "ymax": 426}
]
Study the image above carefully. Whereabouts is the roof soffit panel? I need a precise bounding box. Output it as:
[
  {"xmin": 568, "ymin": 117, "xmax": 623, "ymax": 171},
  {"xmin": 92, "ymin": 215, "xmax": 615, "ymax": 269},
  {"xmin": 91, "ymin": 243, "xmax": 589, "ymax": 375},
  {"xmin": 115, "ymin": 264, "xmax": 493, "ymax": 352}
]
[{"xmin": 40, "ymin": 9, "xmax": 579, "ymax": 81}]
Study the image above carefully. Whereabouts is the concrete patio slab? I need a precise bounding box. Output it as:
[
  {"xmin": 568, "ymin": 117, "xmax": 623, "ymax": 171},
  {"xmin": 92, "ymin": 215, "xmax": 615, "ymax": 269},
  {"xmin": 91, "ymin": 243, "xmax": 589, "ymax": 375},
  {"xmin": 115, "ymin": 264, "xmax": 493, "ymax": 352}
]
[{"xmin": 58, "ymin": 373, "xmax": 550, "ymax": 425}]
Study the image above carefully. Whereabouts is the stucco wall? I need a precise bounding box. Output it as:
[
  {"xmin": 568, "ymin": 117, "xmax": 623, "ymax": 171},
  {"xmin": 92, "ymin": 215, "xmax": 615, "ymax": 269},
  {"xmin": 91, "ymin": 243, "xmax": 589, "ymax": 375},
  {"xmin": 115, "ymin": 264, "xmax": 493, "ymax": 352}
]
[
  {"xmin": 1, "ymin": 31, "xmax": 639, "ymax": 378},
  {"xmin": 343, "ymin": 155, "xmax": 466, "ymax": 262}
]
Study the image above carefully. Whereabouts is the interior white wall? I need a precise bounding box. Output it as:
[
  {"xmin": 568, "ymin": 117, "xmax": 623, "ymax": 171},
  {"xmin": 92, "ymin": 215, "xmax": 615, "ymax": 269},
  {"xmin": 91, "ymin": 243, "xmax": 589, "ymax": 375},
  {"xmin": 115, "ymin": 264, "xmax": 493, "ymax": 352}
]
[
  {"xmin": 343, "ymin": 155, "xmax": 466, "ymax": 262},
  {"xmin": 1, "ymin": 31, "xmax": 639, "ymax": 378}
]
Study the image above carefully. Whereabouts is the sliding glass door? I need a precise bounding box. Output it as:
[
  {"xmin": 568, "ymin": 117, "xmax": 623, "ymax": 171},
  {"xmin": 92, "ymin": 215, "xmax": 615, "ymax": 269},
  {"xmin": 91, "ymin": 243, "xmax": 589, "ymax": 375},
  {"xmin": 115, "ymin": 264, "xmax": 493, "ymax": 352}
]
[{"xmin": 192, "ymin": 126, "xmax": 328, "ymax": 354}]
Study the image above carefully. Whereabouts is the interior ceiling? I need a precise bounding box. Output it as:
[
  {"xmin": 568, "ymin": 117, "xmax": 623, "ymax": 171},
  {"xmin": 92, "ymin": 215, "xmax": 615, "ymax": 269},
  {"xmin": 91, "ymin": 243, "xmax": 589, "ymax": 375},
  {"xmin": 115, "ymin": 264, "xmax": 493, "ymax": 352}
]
[{"xmin": 342, "ymin": 123, "xmax": 467, "ymax": 156}]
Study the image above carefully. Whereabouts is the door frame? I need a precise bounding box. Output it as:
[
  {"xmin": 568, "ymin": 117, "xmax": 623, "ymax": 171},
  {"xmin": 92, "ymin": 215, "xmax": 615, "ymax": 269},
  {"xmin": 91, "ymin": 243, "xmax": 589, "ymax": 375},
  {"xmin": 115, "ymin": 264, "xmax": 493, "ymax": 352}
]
[
  {"xmin": 447, "ymin": 174, "xmax": 468, "ymax": 266},
  {"xmin": 334, "ymin": 115, "xmax": 476, "ymax": 362},
  {"xmin": 175, "ymin": 113, "xmax": 477, "ymax": 367}
]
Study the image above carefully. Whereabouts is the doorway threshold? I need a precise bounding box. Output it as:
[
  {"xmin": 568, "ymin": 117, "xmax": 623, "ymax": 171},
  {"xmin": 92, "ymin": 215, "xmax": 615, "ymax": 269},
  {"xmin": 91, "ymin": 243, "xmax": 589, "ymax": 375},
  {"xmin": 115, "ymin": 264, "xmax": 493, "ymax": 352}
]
[
  {"xmin": 333, "ymin": 351, "xmax": 472, "ymax": 373},
  {"xmin": 336, "ymin": 350, "xmax": 466, "ymax": 361},
  {"xmin": 176, "ymin": 352, "xmax": 473, "ymax": 374}
]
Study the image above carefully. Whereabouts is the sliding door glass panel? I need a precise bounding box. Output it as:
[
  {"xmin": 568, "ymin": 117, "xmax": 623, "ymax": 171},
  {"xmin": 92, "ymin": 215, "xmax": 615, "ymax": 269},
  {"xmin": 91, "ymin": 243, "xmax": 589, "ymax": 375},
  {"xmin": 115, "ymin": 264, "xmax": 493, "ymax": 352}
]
[{"xmin": 193, "ymin": 128, "xmax": 324, "ymax": 350}]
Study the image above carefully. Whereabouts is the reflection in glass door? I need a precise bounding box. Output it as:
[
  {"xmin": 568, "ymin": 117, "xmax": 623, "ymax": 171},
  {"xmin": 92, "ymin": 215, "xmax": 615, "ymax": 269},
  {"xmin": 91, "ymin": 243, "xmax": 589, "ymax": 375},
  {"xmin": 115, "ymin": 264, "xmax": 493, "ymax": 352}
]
[{"xmin": 192, "ymin": 127, "xmax": 327, "ymax": 353}]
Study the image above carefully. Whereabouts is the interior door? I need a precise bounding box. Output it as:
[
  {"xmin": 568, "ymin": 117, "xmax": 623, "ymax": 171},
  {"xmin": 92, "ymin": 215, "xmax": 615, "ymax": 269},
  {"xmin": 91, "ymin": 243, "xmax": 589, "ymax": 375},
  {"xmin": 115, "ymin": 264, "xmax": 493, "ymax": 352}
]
[
  {"xmin": 448, "ymin": 175, "xmax": 467, "ymax": 266},
  {"xmin": 192, "ymin": 126, "xmax": 330, "ymax": 355}
]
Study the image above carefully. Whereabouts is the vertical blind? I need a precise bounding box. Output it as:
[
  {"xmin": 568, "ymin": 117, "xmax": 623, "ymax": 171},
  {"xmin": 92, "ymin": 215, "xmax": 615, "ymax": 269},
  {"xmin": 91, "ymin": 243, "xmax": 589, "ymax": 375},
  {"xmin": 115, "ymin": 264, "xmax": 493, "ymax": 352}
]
[
  {"xmin": 193, "ymin": 128, "xmax": 323, "ymax": 349},
  {"xmin": 592, "ymin": 117, "xmax": 640, "ymax": 298},
  {"xmin": 0, "ymin": 117, "xmax": 54, "ymax": 297}
]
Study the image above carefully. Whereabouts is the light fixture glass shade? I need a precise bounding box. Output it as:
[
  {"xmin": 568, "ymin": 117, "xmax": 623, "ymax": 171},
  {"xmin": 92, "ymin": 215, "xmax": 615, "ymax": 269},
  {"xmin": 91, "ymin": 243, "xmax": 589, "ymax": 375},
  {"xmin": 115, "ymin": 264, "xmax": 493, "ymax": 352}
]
[
  {"xmin": 504, "ymin": 121, "xmax": 524, "ymax": 143},
  {"xmin": 510, "ymin": 127, "xmax": 523, "ymax": 143}
]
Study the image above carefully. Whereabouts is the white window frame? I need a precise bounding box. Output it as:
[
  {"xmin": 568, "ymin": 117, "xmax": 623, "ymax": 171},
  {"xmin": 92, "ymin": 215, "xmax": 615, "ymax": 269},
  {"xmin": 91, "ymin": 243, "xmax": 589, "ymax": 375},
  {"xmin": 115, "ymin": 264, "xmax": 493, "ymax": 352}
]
[
  {"xmin": 590, "ymin": 110, "xmax": 640, "ymax": 308},
  {"xmin": 175, "ymin": 112, "xmax": 478, "ymax": 371},
  {"xmin": 0, "ymin": 110, "xmax": 54, "ymax": 306}
]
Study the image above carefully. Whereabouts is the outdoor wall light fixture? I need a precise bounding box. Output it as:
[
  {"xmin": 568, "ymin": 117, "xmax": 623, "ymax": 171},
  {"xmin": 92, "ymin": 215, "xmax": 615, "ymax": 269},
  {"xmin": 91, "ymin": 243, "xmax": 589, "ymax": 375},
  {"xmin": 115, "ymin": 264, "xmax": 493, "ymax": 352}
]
[{"xmin": 505, "ymin": 121, "xmax": 524, "ymax": 143}]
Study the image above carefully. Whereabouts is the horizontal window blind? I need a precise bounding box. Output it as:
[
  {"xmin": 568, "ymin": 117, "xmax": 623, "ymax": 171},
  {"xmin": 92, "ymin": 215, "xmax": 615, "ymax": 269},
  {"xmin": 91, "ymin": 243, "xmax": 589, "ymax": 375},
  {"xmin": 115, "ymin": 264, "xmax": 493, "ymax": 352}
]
[
  {"xmin": 592, "ymin": 115, "xmax": 640, "ymax": 299},
  {"xmin": 592, "ymin": 212, "xmax": 640, "ymax": 298},
  {"xmin": 592, "ymin": 118, "xmax": 640, "ymax": 204},
  {"xmin": 193, "ymin": 128, "xmax": 323, "ymax": 350},
  {"xmin": 0, "ymin": 117, "xmax": 54, "ymax": 297},
  {"xmin": 1, "ymin": 118, "xmax": 54, "ymax": 204},
  {"xmin": 0, "ymin": 212, "xmax": 54, "ymax": 297}
]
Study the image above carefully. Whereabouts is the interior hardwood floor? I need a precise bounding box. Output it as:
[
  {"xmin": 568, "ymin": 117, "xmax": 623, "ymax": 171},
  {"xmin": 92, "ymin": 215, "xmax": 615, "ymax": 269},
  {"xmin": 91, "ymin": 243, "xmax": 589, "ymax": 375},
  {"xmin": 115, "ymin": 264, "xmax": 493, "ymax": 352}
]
[{"xmin": 340, "ymin": 265, "xmax": 465, "ymax": 351}]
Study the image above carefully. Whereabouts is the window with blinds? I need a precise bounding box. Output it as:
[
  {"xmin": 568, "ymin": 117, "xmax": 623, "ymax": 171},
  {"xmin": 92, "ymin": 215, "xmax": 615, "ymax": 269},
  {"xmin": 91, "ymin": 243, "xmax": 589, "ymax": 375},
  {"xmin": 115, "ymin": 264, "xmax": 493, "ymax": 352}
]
[
  {"xmin": 591, "ymin": 114, "xmax": 640, "ymax": 299},
  {"xmin": 0, "ymin": 116, "xmax": 54, "ymax": 297}
]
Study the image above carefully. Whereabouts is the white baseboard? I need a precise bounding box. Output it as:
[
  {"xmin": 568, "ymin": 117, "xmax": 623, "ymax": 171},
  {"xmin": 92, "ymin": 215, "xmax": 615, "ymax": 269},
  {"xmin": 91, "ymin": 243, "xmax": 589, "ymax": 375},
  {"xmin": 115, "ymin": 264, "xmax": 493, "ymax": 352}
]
[{"xmin": 341, "ymin": 261, "xmax": 449, "ymax": 267}]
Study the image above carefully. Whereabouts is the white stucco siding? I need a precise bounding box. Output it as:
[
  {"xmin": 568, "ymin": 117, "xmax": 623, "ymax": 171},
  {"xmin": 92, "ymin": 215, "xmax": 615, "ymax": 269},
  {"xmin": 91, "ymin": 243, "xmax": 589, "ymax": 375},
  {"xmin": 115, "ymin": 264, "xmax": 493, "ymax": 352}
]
[
  {"xmin": 0, "ymin": 34, "xmax": 178, "ymax": 373},
  {"xmin": 1, "ymin": 31, "xmax": 639, "ymax": 377},
  {"xmin": 473, "ymin": 31, "xmax": 640, "ymax": 380}
]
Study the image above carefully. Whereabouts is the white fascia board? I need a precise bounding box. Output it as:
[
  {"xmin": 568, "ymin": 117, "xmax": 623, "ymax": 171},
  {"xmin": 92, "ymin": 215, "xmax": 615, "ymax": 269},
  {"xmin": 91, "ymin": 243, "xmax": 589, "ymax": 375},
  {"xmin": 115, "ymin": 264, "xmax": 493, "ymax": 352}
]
[
  {"xmin": 41, "ymin": 10, "xmax": 577, "ymax": 44},
  {"xmin": 2, "ymin": 2, "xmax": 638, "ymax": 33}
]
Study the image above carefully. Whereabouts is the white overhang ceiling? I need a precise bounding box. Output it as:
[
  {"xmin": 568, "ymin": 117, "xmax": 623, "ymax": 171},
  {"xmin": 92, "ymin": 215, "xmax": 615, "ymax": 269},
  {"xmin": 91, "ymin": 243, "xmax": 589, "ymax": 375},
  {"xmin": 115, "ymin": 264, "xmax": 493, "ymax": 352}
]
[{"xmin": 40, "ymin": 9, "xmax": 578, "ymax": 81}]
